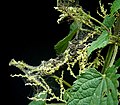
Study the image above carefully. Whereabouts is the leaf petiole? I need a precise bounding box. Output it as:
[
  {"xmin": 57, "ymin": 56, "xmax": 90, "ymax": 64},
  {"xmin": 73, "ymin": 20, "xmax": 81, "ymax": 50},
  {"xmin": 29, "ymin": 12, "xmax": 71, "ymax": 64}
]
[{"xmin": 51, "ymin": 75, "xmax": 72, "ymax": 88}]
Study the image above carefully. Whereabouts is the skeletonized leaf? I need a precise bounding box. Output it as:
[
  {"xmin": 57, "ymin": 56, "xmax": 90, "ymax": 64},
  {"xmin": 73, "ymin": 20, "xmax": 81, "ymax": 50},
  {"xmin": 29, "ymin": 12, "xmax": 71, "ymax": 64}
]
[
  {"xmin": 67, "ymin": 68, "xmax": 119, "ymax": 105},
  {"xmin": 87, "ymin": 30, "xmax": 109, "ymax": 56}
]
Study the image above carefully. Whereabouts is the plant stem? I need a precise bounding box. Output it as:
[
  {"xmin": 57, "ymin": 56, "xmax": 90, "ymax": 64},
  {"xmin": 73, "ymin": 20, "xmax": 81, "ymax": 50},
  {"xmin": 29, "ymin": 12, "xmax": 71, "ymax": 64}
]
[
  {"xmin": 101, "ymin": 44, "xmax": 118, "ymax": 73},
  {"xmin": 101, "ymin": 45, "xmax": 114, "ymax": 73},
  {"xmin": 51, "ymin": 75, "xmax": 72, "ymax": 88},
  {"xmin": 109, "ymin": 45, "xmax": 118, "ymax": 67},
  {"xmin": 89, "ymin": 15, "xmax": 110, "ymax": 32},
  {"xmin": 101, "ymin": 13, "xmax": 120, "ymax": 74}
]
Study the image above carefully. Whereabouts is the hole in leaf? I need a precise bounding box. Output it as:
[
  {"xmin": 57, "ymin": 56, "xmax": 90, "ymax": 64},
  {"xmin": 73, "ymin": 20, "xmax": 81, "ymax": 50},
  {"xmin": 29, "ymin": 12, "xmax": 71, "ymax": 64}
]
[
  {"xmin": 109, "ymin": 89, "xmax": 112, "ymax": 93},
  {"xmin": 102, "ymin": 91, "xmax": 107, "ymax": 97}
]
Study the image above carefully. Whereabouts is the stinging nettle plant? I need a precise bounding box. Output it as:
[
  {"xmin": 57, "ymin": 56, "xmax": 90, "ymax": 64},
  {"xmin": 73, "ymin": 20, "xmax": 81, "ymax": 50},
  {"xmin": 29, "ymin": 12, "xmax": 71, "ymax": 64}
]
[{"xmin": 9, "ymin": 0, "xmax": 120, "ymax": 105}]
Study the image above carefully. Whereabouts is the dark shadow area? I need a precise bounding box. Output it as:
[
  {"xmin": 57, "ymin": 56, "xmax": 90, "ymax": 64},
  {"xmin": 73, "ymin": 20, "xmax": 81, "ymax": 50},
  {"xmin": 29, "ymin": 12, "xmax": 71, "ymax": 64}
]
[{"xmin": 1, "ymin": 0, "xmax": 69, "ymax": 105}]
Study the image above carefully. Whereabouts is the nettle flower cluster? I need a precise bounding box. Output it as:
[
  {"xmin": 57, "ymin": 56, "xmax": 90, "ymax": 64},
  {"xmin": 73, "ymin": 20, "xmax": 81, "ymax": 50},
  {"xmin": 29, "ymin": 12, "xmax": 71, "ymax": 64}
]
[
  {"xmin": 9, "ymin": 0, "xmax": 118, "ymax": 103},
  {"xmin": 9, "ymin": 30, "xmax": 104, "ymax": 103}
]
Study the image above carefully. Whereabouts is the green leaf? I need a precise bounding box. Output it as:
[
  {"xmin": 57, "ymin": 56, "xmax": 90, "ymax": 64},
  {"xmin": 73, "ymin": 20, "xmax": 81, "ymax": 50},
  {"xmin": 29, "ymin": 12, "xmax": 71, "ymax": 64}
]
[
  {"xmin": 87, "ymin": 30, "xmax": 109, "ymax": 56},
  {"xmin": 63, "ymin": 88, "xmax": 72, "ymax": 102},
  {"xmin": 105, "ymin": 66, "xmax": 120, "ymax": 88},
  {"xmin": 47, "ymin": 103, "xmax": 66, "ymax": 105},
  {"xmin": 54, "ymin": 21, "xmax": 78, "ymax": 55},
  {"xmin": 114, "ymin": 58, "xmax": 120, "ymax": 68},
  {"xmin": 28, "ymin": 91, "xmax": 47, "ymax": 105},
  {"xmin": 104, "ymin": 59, "xmax": 120, "ymax": 88},
  {"xmin": 103, "ymin": 15, "xmax": 115, "ymax": 29},
  {"xmin": 67, "ymin": 68, "xmax": 119, "ymax": 105},
  {"xmin": 110, "ymin": 0, "xmax": 120, "ymax": 15}
]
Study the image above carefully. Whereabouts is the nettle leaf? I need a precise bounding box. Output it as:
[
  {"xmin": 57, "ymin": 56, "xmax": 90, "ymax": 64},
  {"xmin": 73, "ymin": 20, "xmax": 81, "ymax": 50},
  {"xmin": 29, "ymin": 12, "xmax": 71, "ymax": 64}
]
[
  {"xmin": 54, "ymin": 21, "xmax": 78, "ymax": 55},
  {"xmin": 110, "ymin": 0, "xmax": 120, "ymax": 15},
  {"xmin": 103, "ymin": 15, "xmax": 115, "ymax": 29},
  {"xmin": 87, "ymin": 30, "xmax": 109, "ymax": 56},
  {"xmin": 105, "ymin": 66, "xmax": 120, "ymax": 89},
  {"xmin": 67, "ymin": 68, "xmax": 119, "ymax": 105},
  {"xmin": 105, "ymin": 58, "xmax": 120, "ymax": 88},
  {"xmin": 114, "ymin": 58, "xmax": 120, "ymax": 68},
  {"xmin": 47, "ymin": 103, "xmax": 66, "ymax": 105},
  {"xmin": 28, "ymin": 91, "xmax": 47, "ymax": 105}
]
